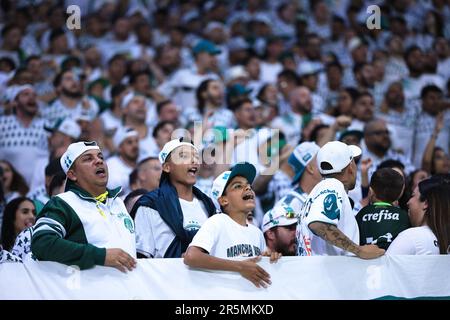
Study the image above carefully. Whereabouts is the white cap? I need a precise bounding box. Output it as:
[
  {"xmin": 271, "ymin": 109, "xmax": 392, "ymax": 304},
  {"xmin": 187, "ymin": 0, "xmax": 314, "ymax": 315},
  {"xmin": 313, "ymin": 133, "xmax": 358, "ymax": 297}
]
[
  {"xmin": 262, "ymin": 204, "xmax": 298, "ymax": 233},
  {"xmin": 316, "ymin": 141, "xmax": 362, "ymax": 175},
  {"xmin": 45, "ymin": 118, "xmax": 81, "ymax": 140},
  {"xmin": 60, "ymin": 141, "xmax": 100, "ymax": 174},
  {"xmin": 113, "ymin": 126, "xmax": 139, "ymax": 149},
  {"xmin": 211, "ymin": 162, "xmax": 256, "ymax": 200},
  {"xmin": 159, "ymin": 138, "xmax": 199, "ymax": 164}
]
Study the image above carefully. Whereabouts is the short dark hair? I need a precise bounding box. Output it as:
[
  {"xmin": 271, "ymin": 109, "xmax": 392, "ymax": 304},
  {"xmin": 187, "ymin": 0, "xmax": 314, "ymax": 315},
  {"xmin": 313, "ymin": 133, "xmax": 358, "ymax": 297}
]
[
  {"xmin": 45, "ymin": 157, "xmax": 63, "ymax": 177},
  {"xmin": 1, "ymin": 197, "xmax": 35, "ymax": 251},
  {"xmin": 1, "ymin": 23, "xmax": 20, "ymax": 37},
  {"xmin": 107, "ymin": 54, "xmax": 127, "ymax": 67},
  {"xmin": 24, "ymin": 55, "xmax": 41, "ymax": 66},
  {"xmin": 354, "ymin": 90, "xmax": 373, "ymax": 102},
  {"xmin": 0, "ymin": 56, "xmax": 16, "ymax": 71},
  {"xmin": 49, "ymin": 28, "xmax": 66, "ymax": 43},
  {"xmin": 404, "ymin": 45, "xmax": 422, "ymax": 61},
  {"xmin": 370, "ymin": 168, "xmax": 405, "ymax": 203}
]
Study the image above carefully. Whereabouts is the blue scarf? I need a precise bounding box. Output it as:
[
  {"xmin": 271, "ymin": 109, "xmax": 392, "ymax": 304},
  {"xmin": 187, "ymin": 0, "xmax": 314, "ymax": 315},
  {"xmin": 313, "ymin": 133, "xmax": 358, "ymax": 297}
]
[{"xmin": 132, "ymin": 179, "xmax": 216, "ymax": 258}]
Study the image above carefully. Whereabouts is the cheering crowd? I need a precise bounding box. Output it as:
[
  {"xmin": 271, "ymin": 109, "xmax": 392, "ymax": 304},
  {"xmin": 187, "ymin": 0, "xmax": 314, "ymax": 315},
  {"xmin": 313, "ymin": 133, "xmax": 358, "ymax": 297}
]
[{"xmin": 0, "ymin": 0, "xmax": 449, "ymax": 288}]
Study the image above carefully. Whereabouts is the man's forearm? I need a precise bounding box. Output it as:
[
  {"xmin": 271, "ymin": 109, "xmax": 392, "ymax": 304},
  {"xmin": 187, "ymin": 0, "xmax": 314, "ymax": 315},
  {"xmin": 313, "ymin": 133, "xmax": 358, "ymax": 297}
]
[{"xmin": 309, "ymin": 222, "xmax": 360, "ymax": 256}]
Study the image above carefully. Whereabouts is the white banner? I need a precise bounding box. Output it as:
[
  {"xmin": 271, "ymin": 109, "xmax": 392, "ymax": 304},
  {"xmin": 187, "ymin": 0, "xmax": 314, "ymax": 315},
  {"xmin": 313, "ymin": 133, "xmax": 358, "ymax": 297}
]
[{"xmin": 1, "ymin": 256, "xmax": 449, "ymax": 300}]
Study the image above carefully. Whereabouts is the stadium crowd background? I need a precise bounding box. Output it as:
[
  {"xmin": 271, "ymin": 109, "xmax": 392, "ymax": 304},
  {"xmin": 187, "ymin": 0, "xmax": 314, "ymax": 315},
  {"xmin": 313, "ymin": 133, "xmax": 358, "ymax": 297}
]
[{"xmin": 0, "ymin": 0, "xmax": 449, "ymax": 262}]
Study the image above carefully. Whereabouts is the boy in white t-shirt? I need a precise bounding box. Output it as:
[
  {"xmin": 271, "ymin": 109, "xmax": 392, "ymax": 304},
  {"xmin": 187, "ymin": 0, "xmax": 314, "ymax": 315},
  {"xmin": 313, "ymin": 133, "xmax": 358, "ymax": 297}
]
[{"xmin": 184, "ymin": 162, "xmax": 281, "ymax": 288}]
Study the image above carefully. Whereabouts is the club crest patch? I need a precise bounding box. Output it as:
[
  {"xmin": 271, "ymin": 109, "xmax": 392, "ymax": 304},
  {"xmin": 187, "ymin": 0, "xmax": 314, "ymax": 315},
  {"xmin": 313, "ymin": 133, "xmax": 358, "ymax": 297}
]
[{"xmin": 322, "ymin": 193, "xmax": 340, "ymax": 220}]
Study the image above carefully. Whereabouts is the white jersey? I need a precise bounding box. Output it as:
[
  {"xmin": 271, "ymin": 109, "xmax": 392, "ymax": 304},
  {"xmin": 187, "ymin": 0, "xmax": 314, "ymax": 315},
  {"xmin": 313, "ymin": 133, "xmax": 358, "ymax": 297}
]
[
  {"xmin": 189, "ymin": 213, "xmax": 266, "ymax": 258},
  {"xmin": 387, "ymin": 226, "xmax": 440, "ymax": 255},
  {"xmin": 134, "ymin": 196, "xmax": 208, "ymax": 258},
  {"xmin": 298, "ymin": 178, "xmax": 359, "ymax": 256}
]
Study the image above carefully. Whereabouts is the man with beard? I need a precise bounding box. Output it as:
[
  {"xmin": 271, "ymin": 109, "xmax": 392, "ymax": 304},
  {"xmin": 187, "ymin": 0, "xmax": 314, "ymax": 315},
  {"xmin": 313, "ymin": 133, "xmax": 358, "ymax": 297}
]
[
  {"xmin": 31, "ymin": 141, "xmax": 137, "ymax": 272},
  {"xmin": 263, "ymin": 204, "xmax": 298, "ymax": 256},
  {"xmin": 106, "ymin": 127, "xmax": 139, "ymax": 197},
  {"xmin": 0, "ymin": 85, "xmax": 49, "ymax": 187},
  {"xmin": 361, "ymin": 119, "xmax": 415, "ymax": 177},
  {"xmin": 297, "ymin": 141, "xmax": 385, "ymax": 258},
  {"xmin": 42, "ymin": 69, "xmax": 99, "ymax": 126}
]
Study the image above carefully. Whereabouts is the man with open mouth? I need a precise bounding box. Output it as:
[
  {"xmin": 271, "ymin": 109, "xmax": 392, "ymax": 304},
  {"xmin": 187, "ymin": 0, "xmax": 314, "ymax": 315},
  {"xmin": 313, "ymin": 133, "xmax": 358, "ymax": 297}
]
[
  {"xmin": 31, "ymin": 141, "xmax": 137, "ymax": 273},
  {"xmin": 133, "ymin": 138, "xmax": 217, "ymax": 258}
]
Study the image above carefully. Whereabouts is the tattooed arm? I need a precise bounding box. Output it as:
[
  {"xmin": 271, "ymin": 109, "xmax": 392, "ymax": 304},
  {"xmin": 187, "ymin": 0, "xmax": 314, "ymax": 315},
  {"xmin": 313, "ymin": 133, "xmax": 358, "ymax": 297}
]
[{"xmin": 309, "ymin": 222, "xmax": 385, "ymax": 259}]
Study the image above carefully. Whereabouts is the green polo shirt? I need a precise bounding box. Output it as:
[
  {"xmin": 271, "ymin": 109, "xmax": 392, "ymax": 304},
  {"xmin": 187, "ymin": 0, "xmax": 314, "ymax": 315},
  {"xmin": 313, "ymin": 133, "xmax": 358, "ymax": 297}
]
[{"xmin": 356, "ymin": 202, "xmax": 410, "ymax": 250}]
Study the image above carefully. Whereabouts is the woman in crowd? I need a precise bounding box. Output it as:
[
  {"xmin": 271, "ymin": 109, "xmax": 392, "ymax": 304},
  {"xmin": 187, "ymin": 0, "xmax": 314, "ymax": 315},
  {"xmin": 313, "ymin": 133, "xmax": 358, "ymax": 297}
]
[{"xmin": 388, "ymin": 174, "xmax": 450, "ymax": 255}]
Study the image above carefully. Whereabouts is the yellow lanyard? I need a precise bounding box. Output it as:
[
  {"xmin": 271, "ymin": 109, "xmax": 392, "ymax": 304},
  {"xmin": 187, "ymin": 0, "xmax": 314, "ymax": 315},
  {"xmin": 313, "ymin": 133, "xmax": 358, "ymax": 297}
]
[{"xmin": 95, "ymin": 191, "xmax": 109, "ymax": 219}]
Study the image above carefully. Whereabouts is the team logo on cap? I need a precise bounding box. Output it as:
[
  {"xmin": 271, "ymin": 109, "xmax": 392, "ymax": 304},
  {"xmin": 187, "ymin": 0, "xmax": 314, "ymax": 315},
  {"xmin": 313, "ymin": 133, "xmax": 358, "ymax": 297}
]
[{"xmin": 160, "ymin": 152, "xmax": 168, "ymax": 162}]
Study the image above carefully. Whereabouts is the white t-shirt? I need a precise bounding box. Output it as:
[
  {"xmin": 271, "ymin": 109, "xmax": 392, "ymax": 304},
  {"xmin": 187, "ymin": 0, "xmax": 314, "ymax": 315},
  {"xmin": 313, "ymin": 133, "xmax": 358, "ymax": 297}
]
[
  {"xmin": 299, "ymin": 178, "xmax": 359, "ymax": 256},
  {"xmin": 189, "ymin": 213, "xmax": 266, "ymax": 258},
  {"xmin": 386, "ymin": 226, "xmax": 440, "ymax": 255},
  {"xmin": 106, "ymin": 156, "xmax": 134, "ymax": 197},
  {"xmin": 134, "ymin": 196, "xmax": 208, "ymax": 258}
]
